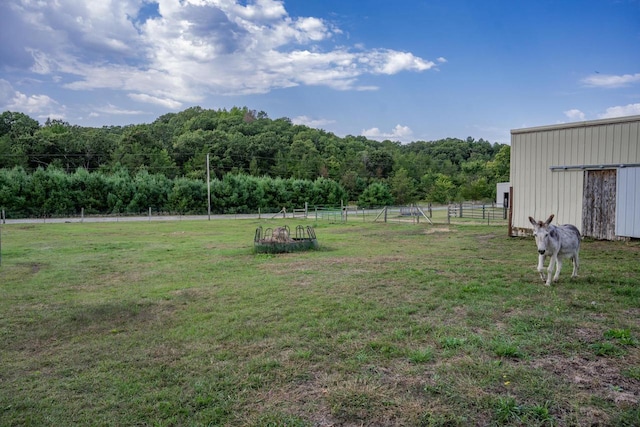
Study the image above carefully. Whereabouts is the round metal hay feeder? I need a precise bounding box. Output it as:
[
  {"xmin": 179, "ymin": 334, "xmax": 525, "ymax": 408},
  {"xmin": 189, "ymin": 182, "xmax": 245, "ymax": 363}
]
[{"xmin": 254, "ymin": 225, "xmax": 318, "ymax": 253}]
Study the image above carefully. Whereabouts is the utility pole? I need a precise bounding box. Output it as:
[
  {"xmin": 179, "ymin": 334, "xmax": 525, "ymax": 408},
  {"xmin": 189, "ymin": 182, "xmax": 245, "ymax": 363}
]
[{"xmin": 207, "ymin": 153, "xmax": 211, "ymax": 220}]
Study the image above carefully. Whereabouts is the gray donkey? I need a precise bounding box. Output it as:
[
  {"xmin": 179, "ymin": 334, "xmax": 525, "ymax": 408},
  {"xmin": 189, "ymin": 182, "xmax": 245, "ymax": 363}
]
[{"xmin": 528, "ymin": 214, "xmax": 581, "ymax": 286}]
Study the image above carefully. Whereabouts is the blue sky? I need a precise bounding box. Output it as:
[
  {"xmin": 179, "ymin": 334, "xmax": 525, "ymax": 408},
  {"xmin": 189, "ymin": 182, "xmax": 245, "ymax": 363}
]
[{"xmin": 1, "ymin": 0, "xmax": 639, "ymax": 144}]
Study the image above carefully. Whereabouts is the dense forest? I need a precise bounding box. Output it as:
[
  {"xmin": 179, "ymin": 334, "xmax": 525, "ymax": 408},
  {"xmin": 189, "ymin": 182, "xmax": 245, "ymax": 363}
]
[{"xmin": 0, "ymin": 107, "xmax": 510, "ymax": 217}]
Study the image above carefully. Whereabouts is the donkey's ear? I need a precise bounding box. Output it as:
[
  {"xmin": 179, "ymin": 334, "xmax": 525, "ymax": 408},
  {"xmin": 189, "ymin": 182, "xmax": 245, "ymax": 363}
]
[
  {"xmin": 528, "ymin": 216, "xmax": 537, "ymax": 226},
  {"xmin": 545, "ymin": 214, "xmax": 554, "ymax": 225}
]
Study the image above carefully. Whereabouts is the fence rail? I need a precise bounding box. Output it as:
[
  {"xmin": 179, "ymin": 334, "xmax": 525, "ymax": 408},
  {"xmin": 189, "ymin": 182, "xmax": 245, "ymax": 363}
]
[
  {"xmin": 1, "ymin": 203, "xmax": 509, "ymax": 226},
  {"xmin": 447, "ymin": 203, "xmax": 508, "ymax": 225}
]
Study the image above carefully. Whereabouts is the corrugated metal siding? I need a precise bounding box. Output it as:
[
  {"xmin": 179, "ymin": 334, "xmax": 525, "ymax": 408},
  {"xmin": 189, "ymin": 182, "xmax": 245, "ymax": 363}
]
[
  {"xmin": 510, "ymin": 128, "xmax": 584, "ymax": 228},
  {"xmin": 616, "ymin": 167, "xmax": 640, "ymax": 238},
  {"xmin": 510, "ymin": 115, "xmax": 640, "ymax": 236}
]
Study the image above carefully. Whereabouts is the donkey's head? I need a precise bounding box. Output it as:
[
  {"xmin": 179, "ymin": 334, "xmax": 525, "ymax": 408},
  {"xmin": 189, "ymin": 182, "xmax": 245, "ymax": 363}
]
[{"xmin": 529, "ymin": 215, "xmax": 555, "ymax": 255}]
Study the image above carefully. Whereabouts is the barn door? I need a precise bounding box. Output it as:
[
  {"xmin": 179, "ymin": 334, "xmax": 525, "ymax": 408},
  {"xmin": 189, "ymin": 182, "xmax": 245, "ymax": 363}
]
[
  {"xmin": 582, "ymin": 169, "xmax": 617, "ymax": 240},
  {"xmin": 616, "ymin": 167, "xmax": 640, "ymax": 238}
]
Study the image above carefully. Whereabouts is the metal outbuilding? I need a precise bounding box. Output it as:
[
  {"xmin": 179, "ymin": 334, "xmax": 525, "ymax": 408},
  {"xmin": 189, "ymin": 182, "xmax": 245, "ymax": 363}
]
[
  {"xmin": 509, "ymin": 115, "xmax": 640, "ymax": 240},
  {"xmin": 496, "ymin": 182, "xmax": 511, "ymax": 208}
]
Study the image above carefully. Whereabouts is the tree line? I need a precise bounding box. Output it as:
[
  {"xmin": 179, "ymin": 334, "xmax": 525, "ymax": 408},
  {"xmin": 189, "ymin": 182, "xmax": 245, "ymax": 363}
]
[
  {"xmin": 0, "ymin": 167, "xmax": 347, "ymax": 217},
  {"xmin": 0, "ymin": 107, "xmax": 510, "ymax": 217}
]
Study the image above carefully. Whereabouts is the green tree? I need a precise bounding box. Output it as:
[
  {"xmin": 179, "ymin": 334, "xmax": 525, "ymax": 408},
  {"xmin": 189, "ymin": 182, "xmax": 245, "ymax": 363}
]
[
  {"xmin": 287, "ymin": 178, "xmax": 315, "ymax": 208},
  {"xmin": 167, "ymin": 177, "xmax": 207, "ymax": 214},
  {"xmin": 340, "ymin": 170, "xmax": 366, "ymax": 202},
  {"xmin": 105, "ymin": 167, "xmax": 134, "ymax": 214},
  {"xmin": 312, "ymin": 177, "xmax": 347, "ymax": 206},
  {"xmin": 0, "ymin": 134, "xmax": 26, "ymax": 168},
  {"xmin": 79, "ymin": 128, "xmax": 118, "ymax": 171},
  {"xmin": 127, "ymin": 170, "xmax": 172, "ymax": 213},
  {"xmin": 112, "ymin": 125, "xmax": 178, "ymax": 176},
  {"xmin": 0, "ymin": 111, "xmax": 40, "ymax": 169},
  {"xmin": 390, "ymin": 167, "xmax": 416, "ymax": 205},
  {"xmin": 26, "ymin": 166, "xmax": 76, "ymax": 216},
  {"xmin": 173, "ymin": 130, "xmax": 209, "ymax": 168},
  {"xmin": 486, "ymin": 144, "xmax": 510, "ymax": 182},
  {"xmin": 0, "ymin": 166, "xmax": 30, "ymax": 217},
  {"xmin": 0, "ymin": 111, "xmax": 40, "ymax": 139},
  {"xmin": 70, "ymin": 168, "xmax": 109, "ymax": 214},
  {"xmin": 363, "ymin": 149, "xmax": 394, "ymax": 178},
  {"xmin": 289, "ymin": 138, "xmax": 321, "ymax": 180},
  {"xmin": 211, "ymin": 174, "xmax": 265, "ymax": 214},
  {"xmin": 0, "ymin": 108, "xmax": 512, "ymax": 215},
  {"xmin": 272, "ymin": 150, "xmax": 290, "ymax": 178},
  {"xmin": 460, "ymin": 177, "xmax": 492, "ymax": 201},
  {"xmin": 30, "ymin": 120, "xmax": 69, "ymax": 169},
  {"xmin": 358, "ymin": 182, "xmax": 394, "ymax": 208},
  {"xmin": 259, "ymin": 177, "xmax": 290, "ymax": 211},
  {"xmin": 429, "ymin": 174, "xmax": 456, "ymax": 204}
]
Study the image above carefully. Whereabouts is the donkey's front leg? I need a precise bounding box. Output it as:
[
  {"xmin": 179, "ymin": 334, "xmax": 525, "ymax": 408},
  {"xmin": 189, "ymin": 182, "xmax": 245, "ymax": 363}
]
[
  {"xmin": 545, "ymin": 255, "xmax": 556, "ymax": 286},
  {"xmin": 537, "ymin": 254, "xmax": 546, "ymax": 281},
  {"xmin": 553, "ymin": 258, "xmax": 563, "ymax": 282}
]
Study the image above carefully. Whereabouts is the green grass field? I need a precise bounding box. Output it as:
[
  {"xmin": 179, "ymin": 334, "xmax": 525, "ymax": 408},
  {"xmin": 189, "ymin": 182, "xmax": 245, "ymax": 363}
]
[{"xmin": 1, "ymin": 220, "xmax": 638, "ymax": 426}]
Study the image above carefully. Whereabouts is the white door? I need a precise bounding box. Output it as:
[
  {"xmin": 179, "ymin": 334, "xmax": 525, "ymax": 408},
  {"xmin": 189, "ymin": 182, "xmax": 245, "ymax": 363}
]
[{"xmin": 616, "ymin": 167, "xmax": 640, "ymax": 238}]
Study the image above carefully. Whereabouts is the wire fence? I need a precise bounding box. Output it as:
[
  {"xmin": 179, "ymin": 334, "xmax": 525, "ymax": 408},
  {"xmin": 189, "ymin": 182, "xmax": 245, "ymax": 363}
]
[{"xmin": 1, "ymin": 203, "xmax": 509, "ymax": 226}]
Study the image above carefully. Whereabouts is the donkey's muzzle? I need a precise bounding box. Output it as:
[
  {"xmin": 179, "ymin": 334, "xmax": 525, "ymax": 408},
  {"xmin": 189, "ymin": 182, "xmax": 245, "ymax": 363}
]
[{"xmin": 538, "ymin": 249, "xmax": 545, "ymax": 255}]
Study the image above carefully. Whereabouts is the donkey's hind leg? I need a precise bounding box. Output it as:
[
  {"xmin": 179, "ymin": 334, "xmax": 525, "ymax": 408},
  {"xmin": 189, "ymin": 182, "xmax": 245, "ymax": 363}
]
[{"xmin": 571, "ymin": 253, "xmax": 579, "ymax": 278}]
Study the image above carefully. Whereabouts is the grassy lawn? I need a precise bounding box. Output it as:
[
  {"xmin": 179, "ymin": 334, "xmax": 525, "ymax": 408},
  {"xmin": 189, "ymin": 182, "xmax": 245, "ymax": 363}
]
[{"xmin": 0, "ymin": 220, "xmax": 638, "ymax": 426}]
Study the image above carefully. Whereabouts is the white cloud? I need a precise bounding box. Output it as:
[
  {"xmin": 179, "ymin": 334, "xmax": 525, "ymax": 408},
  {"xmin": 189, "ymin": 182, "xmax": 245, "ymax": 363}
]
[
  {"xmin": 28, "ymin": 49, "xmax": 55, "ymax": 74},
  {"xmin": 0, "ymin": 79, "xmax": 14, "ymax": 103},
  {"xmin": 598, "ymin": 103, "xmax": 640, "ymax": 119},
  {"xmin": 391, "ymin": 124, "xmax": 413, "ymax": 138},
  {"xmin": 369, "ymin": 50, "xmax": 436, "ymax": 75},
  {"xmin": 294, "ymin": 17, "xmax": 332, "ymax": 41},
  {"xmin": 0, "ymin": 79, "xmax": 66, "ymax": 120},
  {"xmin": 128, "ymin": 93, "xmax": 183, "ymax": 109},
  {"xmin": 0, "ymin": 79, "xmax": 64, "ymax": 120},
  {"xmin": 229, "ymin": 0, "xmax": 288, "ymax": 21},
  {"xmin": 5, "ymin": 0, "xmax": 442, "ymax": 105},
  {"xmin": 291, "ymin": 115, "xmax": 335, "ymax": 128},
  {"xmin": 355, "ymin": 85, "xmax": 379, "ymax": 91},
  {"xmin": 6, "ymin": 90, "xmax": 59, "ymax": 115},
  {"xmin": 582, "ymin": 73, "xmax": 640, "ymax": 88},
  {"xmin": 94, "ymin": 104, "xmax": 146, "ymax": 115},
  {"xmin": 564, "ymin": 109, "xmax": 585, "ymax": 121},
  {"xmin": 362, "ymin": 124, "xmax": 413, "ymax": 142},
  {"xmin": 9, "ymin": 92, "xmax": 58, "ymax": 114}
]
